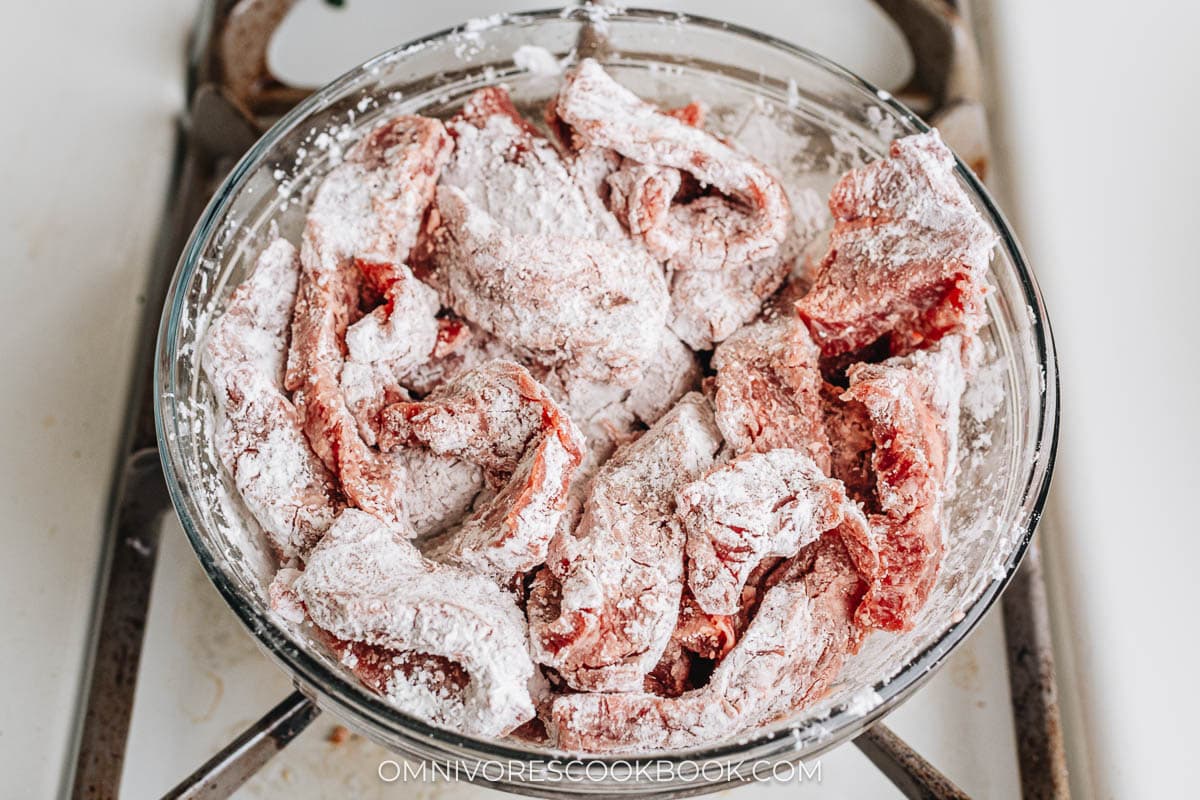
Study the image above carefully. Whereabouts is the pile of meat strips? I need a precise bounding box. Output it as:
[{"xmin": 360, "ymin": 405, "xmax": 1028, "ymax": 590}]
[{"xmin": 202, "ymin": 60, "xmax": 996, "ymax": 752}]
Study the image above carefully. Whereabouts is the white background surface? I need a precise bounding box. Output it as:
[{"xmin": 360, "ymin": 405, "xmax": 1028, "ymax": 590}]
[{"xmin": 0, "ymin": 1, "xmax": 1196, "ymax": 798}]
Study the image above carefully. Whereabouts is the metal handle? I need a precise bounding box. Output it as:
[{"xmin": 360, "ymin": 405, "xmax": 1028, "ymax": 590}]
[
  {"xmin": 854, "ymin": 723, "xmax": 972, "ymax": 800},
  {"xmin": 162, "ymin": 691, "xmax": 321, "ymax": 799}
]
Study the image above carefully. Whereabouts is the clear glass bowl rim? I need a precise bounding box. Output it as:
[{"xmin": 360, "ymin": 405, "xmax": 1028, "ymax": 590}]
[{"xmin": 154, "ymin": 4, "xmax": 1060, "ymax": 771}]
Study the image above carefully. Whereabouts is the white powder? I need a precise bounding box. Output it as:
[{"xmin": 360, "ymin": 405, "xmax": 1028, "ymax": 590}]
[
  {"xmin": 512, "ymin": 45, "xmax": 563, "ymax": 76},
  {"xmin": 964, "ymin": 355, "xmax": 1008, "ymax": 424},
  {"xmin": 842, "ymin": 686, "xmax": 883, "ymax": 717},
  {"xmin": 294, "ymin": 510, "xmax": 537, "ymax": 737}
]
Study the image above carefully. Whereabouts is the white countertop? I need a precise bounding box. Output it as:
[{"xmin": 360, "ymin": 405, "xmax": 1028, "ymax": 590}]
[
  {"xmin": 974, "ymin": 1, "xmax": 1200, "ymax": 796},
  {"xmin": 0, "ymin": 1, "xmax": 193, "ymax": 796},
  {"xmin": 1, "ymin": 1, "xmax": 1196, "ymax": 798}
]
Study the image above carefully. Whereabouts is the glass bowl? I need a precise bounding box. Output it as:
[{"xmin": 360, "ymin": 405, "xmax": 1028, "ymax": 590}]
[{"xmin": 155, "ymin": 7, "xmax": 1058, "ymax": 797}]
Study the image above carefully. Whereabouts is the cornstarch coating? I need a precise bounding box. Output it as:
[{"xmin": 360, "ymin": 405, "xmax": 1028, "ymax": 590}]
[
  {"xmin": 679, "ymin": 449, "xmax": 847, "ymax": 616},
  {"xmin": 202, "ymin": 239, "xmax": 341, "ymax": 561},
  {"xmin": 711, "ymin": 314, "xmax": 831, "ymax": 469},
  {"xmin": 797, "ymin": 132, "xmax": 997, "ymax": 359},
  {"xmin": 377, "ymin": 360, "xmax": 585, "ymax": 582},
  {"xmin": 200, "ymin": 61, "xmax": 997, "ymax": 749},
  {"xmin": 554, "ymin": 59, "xmax": 794, "ymax": 349},
  {"xmin": 286, "ymin": 115, "xmax": 453, "ymax": 533},
  {"xmin": 527, "ymin": 393, "xmax": 722, "ymax": 692},
  {"xmin": 434, "ymin": 85, "xmax": 668, "ymax": 388},
  {"xmin": 291, "ymin": 510, "xmax": 536, "ymax": 737},
  {"xmin": 339, "ymin": 265, "xmax": 440, "ymax": 445}
]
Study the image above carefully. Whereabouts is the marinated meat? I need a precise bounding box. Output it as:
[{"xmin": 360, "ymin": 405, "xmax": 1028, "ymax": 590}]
[
  {"xmin": 844, "ymin": 337, "xmax": 967, "ymax": 631},
  {"xmin": 293, "ymin": 510, "xmax": 537, "ymax": 737},
  {"xmin": 667, "ymin": 249, "xmax": 795, "ymax": 351},
  {"xmin": 527, "ymin": 393, "xmax": 722, "ymax": 692},
  {"xmin": 551, "ymin": 534, "xmax": 865, "ymax": 751},
  {"xmin": 442, "ymin": 86, "xmax": 623, "ymax": 242},
  {"xmin": 711, "ymin": 314, "xmax": 831, "ymax": 468},
  {"xmin": 556, "ymin": 59, "xmax": 790, "ymax": 272},
  {"xmin": 435, "ymin": 86, "xmax": 669, "ymax": 386},
  {"xmin": 339, "ymin": 265, "xmax": 440, "ymax": 443},
  {"xmin": 679, "ymin": 449, "xmax": 846, "ymax": 615},
  {"xmin": 555, "ymin": 59, "xmax": 794, "ymax": 348},
  {"xmin": 435, "ymin": 185, "xmax": 668, "ymax": 387},
  {"xmin": 844, "ymin": 336, "xmax": 966, "ymax": 520},
  {"xmin": 378, "ymin": 360, "xmax": 585, "ymax": 581},
  {"xmin": 822, "ymin": 382, "xmax": 877, "ymax": 507},
  {"xmin": 202, "ymin": 239, "xmax": 341, "ymax": 560},
  {"xmin": 797, "ymin": 132, "xmax": 996, "ymax": 358},
  {"xmin": 286, "ymin": 116, "xmax": 452, "ymax": 532},
  {"xmin": 201, "ymin": 67, "xmax": 993, "ymax": 752}
]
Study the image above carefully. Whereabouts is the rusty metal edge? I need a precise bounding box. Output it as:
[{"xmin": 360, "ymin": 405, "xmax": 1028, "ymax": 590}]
[
  {"xmin": 1002, "ymin": 544, "xmax": 1071, "ymax": 799},
  {"xmin": 854, "ymin": 724, "xmax": 972, "ymax": 800},
  {"xmin": 161, "ymin": 691, "xmax": 321, "ymax": 800}
]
